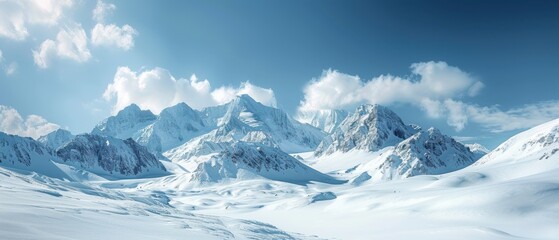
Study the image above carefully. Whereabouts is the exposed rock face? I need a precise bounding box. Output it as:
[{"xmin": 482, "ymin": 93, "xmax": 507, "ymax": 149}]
[
  {"xmin": 56, "ymin": 134, "xmax": 166, "ymax": 178},
  {"xmin": 315, "ymin": 104, "xmax": 417, "ymax": 156},
  {"xmin": 374, "ymin": 128, "xmax": 478, "ymax": 181}
]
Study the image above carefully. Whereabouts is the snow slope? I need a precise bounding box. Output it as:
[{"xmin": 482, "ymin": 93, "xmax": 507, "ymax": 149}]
[
  {"xmin": 476, "ymin": 118, "xmax": 559, "ymax": 166},
  {"xmin": 0, "ymin": 167, "xmax": 322, "ymax": 240},
  {"xmin": 159, "ymin": 118, "xmax": 559, "ymax": 240}
]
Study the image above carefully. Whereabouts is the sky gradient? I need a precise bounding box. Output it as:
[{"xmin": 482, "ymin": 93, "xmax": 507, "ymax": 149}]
[{"xmin": 1, "ymin": 0, "xmax": 558, "ymax": 149}]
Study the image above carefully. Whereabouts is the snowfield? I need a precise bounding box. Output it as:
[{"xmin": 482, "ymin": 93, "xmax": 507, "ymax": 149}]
[{"xmin": 2, "ymin": 100, "xmax": 559, "ymax": 239}]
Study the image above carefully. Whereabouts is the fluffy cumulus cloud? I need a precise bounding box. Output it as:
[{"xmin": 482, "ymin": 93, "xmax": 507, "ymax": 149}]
[
  {"xmin": 92, "ymin": 0, "xmax": 116, "ymax": 23},
  {"xmin": 299, "ymin": 61, "xmax": 559, "ymax": 132},
  {"xmin": 299, "ymin": 61, "xmax": 482, "ymax": 112},
  {"xmin": 103, "ymin": 67, "xmax": 277, "ymax": 114},
  {"xmin": 0, "ymin": 105, "xmax": 60, "ymax": 139},
  {"xmin": 91, "ymin": 23, "xmax": 137, "ymax": 50},
  {"xmin": 32, "ymin": 24, "xmax": 91, "ymax": 68},
  {"xmin": 0, "ymin": 0, "xmax": 73, "ymax": 40}
]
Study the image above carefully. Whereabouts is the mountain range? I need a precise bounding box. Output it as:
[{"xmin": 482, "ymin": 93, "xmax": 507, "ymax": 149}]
[{"xmin": 2, "ymin": 94, "xmax": 559, "ymax": 239}]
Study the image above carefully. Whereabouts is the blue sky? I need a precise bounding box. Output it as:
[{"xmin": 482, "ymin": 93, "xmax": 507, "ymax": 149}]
[{"xmin": 0, "ymin": 0, "xmax": 558, "ymax": 149}]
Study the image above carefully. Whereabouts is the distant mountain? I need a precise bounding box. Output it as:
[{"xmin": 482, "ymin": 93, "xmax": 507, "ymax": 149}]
[
  {"xmin": 92, "ymin": 104, "xmax": 157, "ymax": 140},
  {"xmin": 296, "ymin": 109, "xmax": 348, "ymax": 133},
  {"xmin": 475, "ymin": 118, "xmax": 559, "ymax": 166},
  {"xmin": 190, "ymin": 142, "xmax": 341, "ymax": 184},
  {"xmin": 371, "ymin": 127, "xmax": 478, "ymax": 181},
  {"xmin": 315, "ymin": 104, "xmax": 417, "ymax": 156},
  {"xmin": 465, "ymin": 143, "xmax": 490, "ymax": 159},
  {"xmin": 56, "ymin": 134, "xmax": 167, "ymax": 178},
  {"xmin": 38, "ymin": 129, "xmax": 74, "ymax": 150},
  {"xmin": 0, "ymin": 132, "xmax": 68, "ymax": 179}
]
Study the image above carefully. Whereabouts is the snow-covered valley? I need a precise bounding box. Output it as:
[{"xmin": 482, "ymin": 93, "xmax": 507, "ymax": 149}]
[{"xmin": 2, "ymin": 96, "xmax": 559, "ymax": 239}]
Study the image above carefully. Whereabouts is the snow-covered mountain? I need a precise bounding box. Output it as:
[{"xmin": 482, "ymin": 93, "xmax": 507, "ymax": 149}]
[
  {"xmin": 165, "ymin": 95, "xmax": 325, "ymax": 162},
  {"xmin": 135, "ymin": 102, "xmax": 208, "ymax": 153},
  {"xmin": 315, "ymin": 104, "xmax": 417, "ymax": 156},
  {"xmin": 55, "ymin": 134, "xmax": 167, "ymax": 178},
  {"xmin": 92, "ymin": 103, "xmax": 157, "ymax": 139},
  {"xmin": 0, "ymin": 132, "xmax": 68, "ymax": 178},
  {"xmin": 92, "ymin": 95, "xmax": 324, "ymax": 156},
  {"xmin": 38, "ymin": 129, "xmax": 74, "ymax": 150},
  {"xmin": 190, "ymin": 141, "xmax": 340, "ymax": 184},
  {"xmin": 296, "ymin": 109, "xmax": 348, "ymax": 133},
  {"xmin": 475, "ymin": 118, "xmax": 559, "ymax": 166},
  {"xmin": 465, "ymin": 143, "xmax": 490, "ymax": 159},
  {"xmin": 371, "ymin": 127, "xmax": 478, "ymax": 181}
]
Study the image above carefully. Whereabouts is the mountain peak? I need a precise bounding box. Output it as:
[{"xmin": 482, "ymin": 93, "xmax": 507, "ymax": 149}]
[
  {"xmin": 315, "ymin": 104, "xmax": 417, "ymax": 156},
  {"xmin": 38, "ymin": 128, "xmax": 75, "ymax": 150},
  {"xmin": 160, "ymin": 102, "xmax": 196, "ymax": 117}
]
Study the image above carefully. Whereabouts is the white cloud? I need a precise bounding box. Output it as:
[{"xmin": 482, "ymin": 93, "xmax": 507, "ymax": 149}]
[
  {"xmin": 103, "ymin": 67, "xmax": 277, "ymax": 114},
  {"xmin": 299, "ymin": 61, "xmax": 482, "ymax": 112},
  {"xmin": 5, "ymin": 62, "xmax": 16, "ymax": 75},
  {"xmin": 212, "ymin": 81, "xmax": 277, "ymax": 107},
  {"xmin": 92, "ymin": 0, "xmax": 116, "ymax": 23},
  {"xmin": 32, "ymin": 24, "xmax": 91, "ymax": 68},
  {"xmin": 0, "ymin": 0, "xmax": 73, "ymax": 40},
  {"xmin": 417, "ymin": 99, "xmax": 559, "ymax": 132},
  {"xmin": 299, "ymin": 61, "xmax": 559, "ymax": 133},
  {"xmin": 443, "ymin": 99, "xmax": 468, "ymax": 131},
  {"xmin": 91, "ymin": 23, "xmax": 137, "ymax": 50},
  {"xmin": 0, "ymin": 49, "xmax": 17, "ymax": 75},
  {"xmin": 0, "ymin": 105, "xmax": 60, "ymax": 139}
]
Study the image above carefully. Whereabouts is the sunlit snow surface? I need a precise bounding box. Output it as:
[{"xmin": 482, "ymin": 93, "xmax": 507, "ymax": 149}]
[{"xmin": 2, "ymin": 119, "xmax": 559, "ymax": 239}]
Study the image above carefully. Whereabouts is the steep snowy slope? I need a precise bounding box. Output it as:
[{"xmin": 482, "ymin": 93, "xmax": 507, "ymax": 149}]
[
  {"xmin": 371, "ymin": 128, "xmax": 478, "ymax": 181},
  {"xmin": 190, "ymin": 142, "xmax": 340, "ymax": 184},
  {"xmin": 315, "ymin": 104, "xmax": 417, "ymax": 156},
  {"xmin": 296, "ymin": 109, "xmax": 348, "ymax": 133},
  {"xmin": 38, "ymin": 129, "xmax": 75, "ymax": 150},
  {"xmin": 92, "ymin": 104, "xmax": 157, "ymax": 139},
  {"xmin": 56, "ymin": 134, "xmax": 167, "ymax": 178},
  {"xmin": 0, "ymin": 132, "xmax": 68, "ymax": 179},
  {"xmin": 475, "ymin": 118, "xmax": 559, "ymax": 166}
]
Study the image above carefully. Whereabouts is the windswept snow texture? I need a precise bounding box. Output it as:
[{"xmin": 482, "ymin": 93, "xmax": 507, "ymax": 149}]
[
  {"xmin": 56, "ymin": 134, "xmax": 167, "ymax": 178},
  {"xmin": 0, "ymin": 132, "xmax": 68, "ymax": 179},
  {"xmin": 191, "ymin": 142, "xmax": 341, "ymax": 184},
  {"xmin": 0, "ymin": 168, "xmax": 322, "ymax": 240},
  {"xmin": 37, "ymin": 129, "xmax": 75, "ymax": 150},
  {"xmin": 315, "ymin": 104, "xmax": 416, "ymax": 156},
  {"xmin": 476, "ymin": 118, "xmax": 559, "ymax": 166}
]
